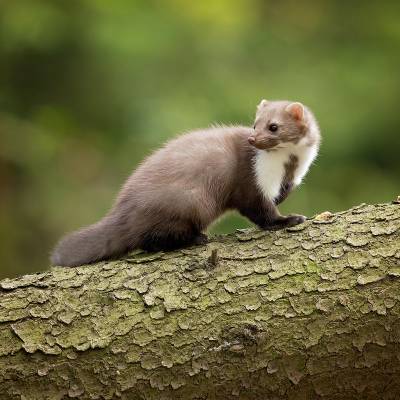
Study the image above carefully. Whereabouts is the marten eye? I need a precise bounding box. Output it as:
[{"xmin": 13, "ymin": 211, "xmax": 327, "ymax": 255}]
[{"xmin": 268, "ymin": 123, "xmax": 278, "ymax": 133}]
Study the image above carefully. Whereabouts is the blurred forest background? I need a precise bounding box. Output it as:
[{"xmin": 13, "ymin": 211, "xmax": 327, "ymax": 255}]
[{"xmin": 1, "ymin": 0, "xmax": 399, "ymax": 279}]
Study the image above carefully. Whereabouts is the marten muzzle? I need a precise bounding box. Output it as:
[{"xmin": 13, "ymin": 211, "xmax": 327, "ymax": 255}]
[{"xmin": 248, "ymin": 134, "xmax": 280, "ymax": 150}]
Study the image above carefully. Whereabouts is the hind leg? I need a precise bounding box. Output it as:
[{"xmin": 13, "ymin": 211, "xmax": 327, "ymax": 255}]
[
  {"xmin": 140, "ymin": 222, "xmax": 207, "ymax": 252},
  {"xmin": 192, "ymin": 232, "xmax": 208, "ymax": 246}
]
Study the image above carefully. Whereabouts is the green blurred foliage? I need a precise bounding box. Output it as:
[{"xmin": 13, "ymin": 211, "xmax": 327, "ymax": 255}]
[{"xmin": 1, "ymin": 0, "xmax": 399, "ymax": 278}]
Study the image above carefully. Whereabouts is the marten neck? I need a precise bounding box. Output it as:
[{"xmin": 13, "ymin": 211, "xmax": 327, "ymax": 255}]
[{"xmin": 253, "ymin": 138, "xmax": 319, "ymax": 202}]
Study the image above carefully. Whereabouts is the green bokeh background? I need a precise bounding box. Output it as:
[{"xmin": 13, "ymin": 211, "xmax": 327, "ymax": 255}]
[{"xmin": 1, "ymin": 0, "xmax": 399, "ymax": 279}]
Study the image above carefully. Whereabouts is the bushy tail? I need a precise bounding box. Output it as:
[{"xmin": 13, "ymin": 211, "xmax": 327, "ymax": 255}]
[{"xmin": 51, "ymin": 217, "xmax": 137, "ymax": 267}]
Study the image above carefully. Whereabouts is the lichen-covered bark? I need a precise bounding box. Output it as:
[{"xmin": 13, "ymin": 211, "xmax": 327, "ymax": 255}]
[{"xmin": 0, "ymin": 202, "xmax": 399, "ymax": 399}]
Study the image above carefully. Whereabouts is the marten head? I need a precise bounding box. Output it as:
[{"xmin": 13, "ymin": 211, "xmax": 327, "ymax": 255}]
[{"xmin": 248, "ymin": 100, "xmax": 319, "ymax": 150}]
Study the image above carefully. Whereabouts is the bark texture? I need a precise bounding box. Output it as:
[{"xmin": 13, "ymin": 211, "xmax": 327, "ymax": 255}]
[{"xmin": 0, "ymin": 201, "xmax": 400, "ymax": 400}]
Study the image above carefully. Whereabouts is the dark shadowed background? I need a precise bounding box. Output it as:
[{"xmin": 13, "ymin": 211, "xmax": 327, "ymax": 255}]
[{"xmin": 1, "ymin": 0, "xmax": 399, "ymax": 278}]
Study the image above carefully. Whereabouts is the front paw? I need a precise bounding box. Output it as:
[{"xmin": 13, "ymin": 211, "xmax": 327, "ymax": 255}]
[
  {"xmin": 265, "ymin": 214, "xmax": 306, "ymax": 230},
  {"xmin": 285, "ymin": 214, "xmax": 306, "ymax": 227}
]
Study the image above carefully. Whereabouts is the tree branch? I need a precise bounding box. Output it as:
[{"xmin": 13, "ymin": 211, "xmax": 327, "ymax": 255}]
[{"xmin": 0, "ymin": 201, "xmax": 399, "ymax": 399}]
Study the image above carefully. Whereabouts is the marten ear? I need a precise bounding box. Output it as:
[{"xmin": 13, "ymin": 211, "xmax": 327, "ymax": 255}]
[
  {"xmin": 286, "ymin": 102, "xmax": 304, "ymax": 121},
  {"xmin": 257, "ymin": 99, "xmax": 268, "ymax": 111}
]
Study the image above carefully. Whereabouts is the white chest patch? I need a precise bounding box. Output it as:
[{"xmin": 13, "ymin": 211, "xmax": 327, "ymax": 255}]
[{"xmin": 254, "ymin": 142, "xmax": 318, "ymax": 201}]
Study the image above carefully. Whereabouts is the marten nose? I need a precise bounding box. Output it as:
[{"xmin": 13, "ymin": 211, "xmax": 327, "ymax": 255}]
[{"xmin": 248, "ymin": 136, "xmax": 256, "ymax": 145}]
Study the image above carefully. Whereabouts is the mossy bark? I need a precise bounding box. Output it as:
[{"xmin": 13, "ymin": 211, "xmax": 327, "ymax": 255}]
[{"xmin": 0, "ymin": 202, "xmax": 399, "ymax": 399}]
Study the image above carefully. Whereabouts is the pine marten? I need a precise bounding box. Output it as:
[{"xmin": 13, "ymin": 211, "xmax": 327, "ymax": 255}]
[{"xmin": 51, "ymin": 99, "xmax": 320, "ymax": 267}]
